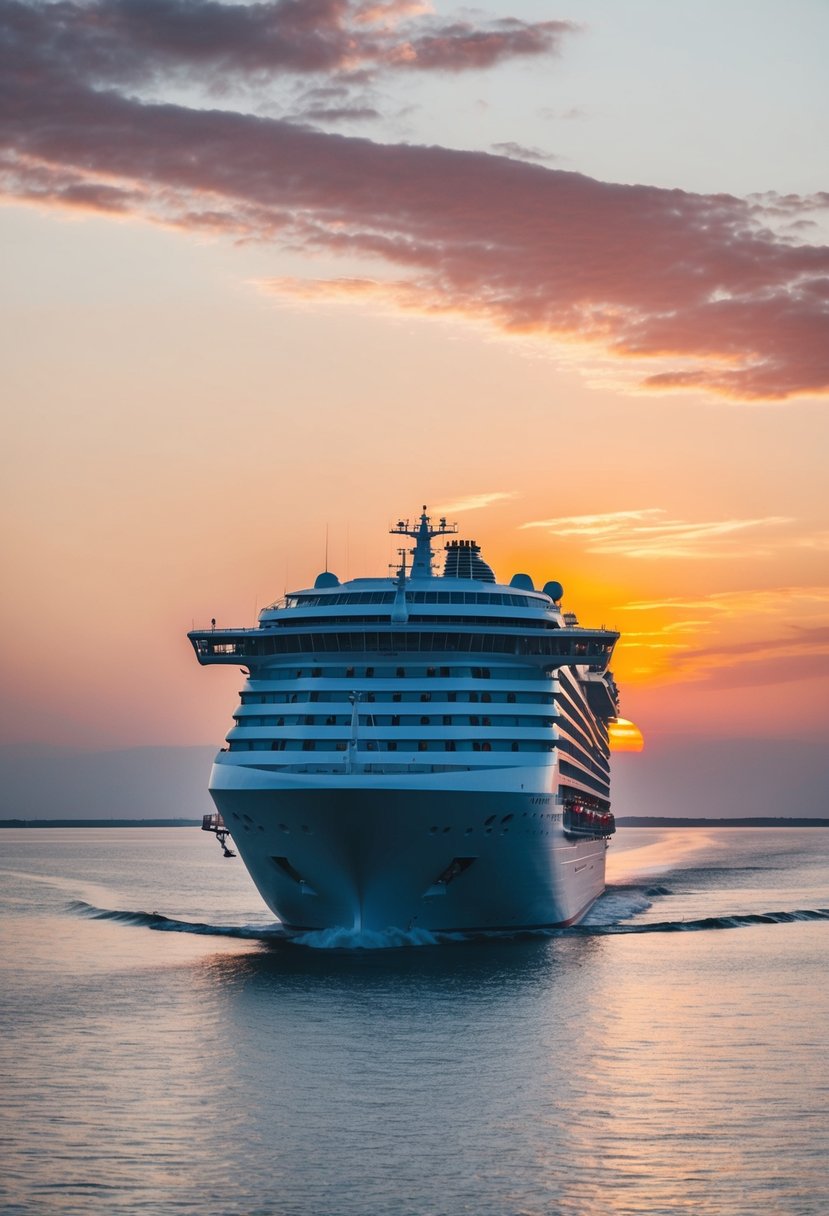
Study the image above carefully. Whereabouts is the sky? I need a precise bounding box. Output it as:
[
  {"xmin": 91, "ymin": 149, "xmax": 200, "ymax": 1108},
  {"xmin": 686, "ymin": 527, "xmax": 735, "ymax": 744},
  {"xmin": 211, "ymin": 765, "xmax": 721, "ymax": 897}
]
[{"xmin": 1, "ymin": 0, "xmax": 828, "ymax": 813}]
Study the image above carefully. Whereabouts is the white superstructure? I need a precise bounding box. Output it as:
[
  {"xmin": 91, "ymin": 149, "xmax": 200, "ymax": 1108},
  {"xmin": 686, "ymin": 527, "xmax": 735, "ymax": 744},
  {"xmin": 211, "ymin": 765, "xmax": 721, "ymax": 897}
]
[{"xmin": 189, "ymin": 508, "xmax": 619, "ymax": 932}]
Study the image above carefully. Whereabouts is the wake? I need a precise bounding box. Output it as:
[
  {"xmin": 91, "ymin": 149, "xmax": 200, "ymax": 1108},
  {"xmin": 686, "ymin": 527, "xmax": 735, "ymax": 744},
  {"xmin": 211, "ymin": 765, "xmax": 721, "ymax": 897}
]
[
  {"xmin": 67, "ymin": 900, "xmax": 462, "ymax": 948},
  {"xmin": 67, "ymin": 900, "xmax": 289, "ymax": 940},
  {"xmin": 574, "ymin": 907, "xmax": 829, "ymax": 935},
  {"xmin": 67, "ymin": 896, "xmax": 829, "ymax": 949}
]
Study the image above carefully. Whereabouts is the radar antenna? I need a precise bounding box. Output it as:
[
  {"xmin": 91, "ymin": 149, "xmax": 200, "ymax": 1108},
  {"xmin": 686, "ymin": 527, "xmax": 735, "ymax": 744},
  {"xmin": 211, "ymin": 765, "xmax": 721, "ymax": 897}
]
[{"xmin": 390, "ymin": 506, "xmax": 457, "ymax": 579}]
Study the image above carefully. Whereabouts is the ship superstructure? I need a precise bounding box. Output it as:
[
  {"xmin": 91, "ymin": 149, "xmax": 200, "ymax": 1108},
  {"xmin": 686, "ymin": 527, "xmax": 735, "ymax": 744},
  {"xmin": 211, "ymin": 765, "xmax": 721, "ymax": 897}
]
[{"xmin": 189, "ymin": 508, "xmax": 619, "ymax": 932}]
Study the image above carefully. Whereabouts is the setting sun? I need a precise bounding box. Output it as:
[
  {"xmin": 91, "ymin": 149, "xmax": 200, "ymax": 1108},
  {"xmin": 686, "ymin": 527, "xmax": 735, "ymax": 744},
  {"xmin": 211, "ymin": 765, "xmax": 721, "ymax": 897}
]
[{"xmin": 608, "ymin": 718, "xmax": 645, "ymax": 753}]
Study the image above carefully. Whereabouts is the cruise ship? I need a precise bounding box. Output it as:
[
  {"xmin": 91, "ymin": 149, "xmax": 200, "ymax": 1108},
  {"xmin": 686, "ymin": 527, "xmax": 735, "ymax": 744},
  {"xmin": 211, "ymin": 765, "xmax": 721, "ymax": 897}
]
[{"xmin": 189, "ymin": 508, "xmax": 619, "ymax": 932}]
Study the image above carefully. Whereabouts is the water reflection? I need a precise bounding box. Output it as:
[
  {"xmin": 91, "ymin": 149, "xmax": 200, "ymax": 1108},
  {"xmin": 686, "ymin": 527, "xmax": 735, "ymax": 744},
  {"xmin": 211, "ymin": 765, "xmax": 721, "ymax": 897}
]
[{"xmin": 199, "ymin": 927, "xmax": 604, "ymax": 995}]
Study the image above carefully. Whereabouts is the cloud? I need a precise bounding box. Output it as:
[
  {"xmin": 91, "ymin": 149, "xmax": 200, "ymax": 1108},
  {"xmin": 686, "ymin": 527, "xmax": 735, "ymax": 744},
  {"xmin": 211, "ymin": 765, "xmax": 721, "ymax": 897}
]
[
  {"xmin": 520, "ymin": 509, "xmax": 791, "ymax": 558},
  {"xmin": 431, "ymin": 491, "xmax": 517, "ymax": 514},
  {"xmin": 612, "ymin": 586, "xmax": 829, "ymax": 688},
  {"xmin": 296, "ymin": 105, "xmax": 381, "ymax": 123},
  {"xmin": 619, "ymin": 586, "xmax": 829, "ymax": 616},
  {"xmin": 1, "ymin": 2, "xmax": 828, "ymax": 401},
  {"xmin": 491, "ymin": 142, "xmax": 556, "ymax": 164},
  {"xmin": 385, "ymin": 19, "xmax": 573, "ymax": 72},
  {"xmin": 0, "ymin": 0, "xmax": 572, "ymax": 86},
  {"xmin": 670, "ymin": 625, "xmax": 829, "ymax": 690}
]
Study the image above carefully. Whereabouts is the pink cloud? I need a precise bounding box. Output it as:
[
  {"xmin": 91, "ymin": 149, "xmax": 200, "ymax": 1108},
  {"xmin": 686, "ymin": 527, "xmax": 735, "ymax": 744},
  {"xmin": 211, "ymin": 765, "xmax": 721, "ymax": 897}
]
[
  {"xmin": 1, "ymin": 1, "xmax": 827, "ymax": 401},
  {"xmin": 669, "ymin": 626, "xmax": 829, "ymax": 689},
  {"xmin": 384, "ymin": 19, "xmax": 573, "ymax": 72},
  {"xmin": 0, "ymin": 0, "xmax": 570, "ymax": 84}
]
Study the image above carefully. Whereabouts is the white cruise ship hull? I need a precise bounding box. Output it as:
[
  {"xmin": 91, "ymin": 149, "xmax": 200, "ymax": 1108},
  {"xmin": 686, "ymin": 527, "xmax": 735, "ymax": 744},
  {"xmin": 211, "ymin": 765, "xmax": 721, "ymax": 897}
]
[{"xmin": 209, "ymin": 762, "xmax": 607, "ymax": 932}]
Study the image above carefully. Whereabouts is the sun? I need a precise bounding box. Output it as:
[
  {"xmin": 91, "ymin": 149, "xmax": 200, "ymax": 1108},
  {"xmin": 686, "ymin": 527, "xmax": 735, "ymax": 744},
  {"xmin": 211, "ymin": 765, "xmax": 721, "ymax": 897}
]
[{"xmin": 608, "ymin": 717, "xmax": 645, "ymax": 753}]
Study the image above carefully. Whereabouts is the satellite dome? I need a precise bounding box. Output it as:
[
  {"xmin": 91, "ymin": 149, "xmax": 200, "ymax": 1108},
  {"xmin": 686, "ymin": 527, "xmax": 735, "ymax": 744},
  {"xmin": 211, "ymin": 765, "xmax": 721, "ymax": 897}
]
[
  {"xmin": 510, "ymin": 573, "xmax": 534, "ymax": 592},
  {"xmin": 543, "ymin": 580, "xmax": 564, "ymax": 603},
  {"xmin": 314, "ymin": 571, "xmax": 340, "ymax": 588}
]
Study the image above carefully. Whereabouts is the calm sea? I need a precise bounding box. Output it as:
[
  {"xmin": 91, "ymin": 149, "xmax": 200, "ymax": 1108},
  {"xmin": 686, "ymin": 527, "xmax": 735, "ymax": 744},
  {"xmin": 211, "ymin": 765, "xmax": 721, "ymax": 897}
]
[{"xmin": 1, "ymin": 826, "xmax": 827, "ymax": 1216}]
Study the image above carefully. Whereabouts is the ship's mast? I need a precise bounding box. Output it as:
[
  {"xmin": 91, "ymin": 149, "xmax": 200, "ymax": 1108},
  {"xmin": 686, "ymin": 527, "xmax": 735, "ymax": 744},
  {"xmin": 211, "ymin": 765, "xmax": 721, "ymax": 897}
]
[{"xmin": 390, "ymin": 506, "xmax": 457, "ymax": 579}]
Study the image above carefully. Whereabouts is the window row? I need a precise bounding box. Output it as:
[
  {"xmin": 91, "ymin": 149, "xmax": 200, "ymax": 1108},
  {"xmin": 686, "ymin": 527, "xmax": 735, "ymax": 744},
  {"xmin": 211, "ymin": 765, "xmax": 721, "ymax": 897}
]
[
  {"xmin": 238, "ymin": 690, "xmax": 554, "ymax": 707},
  {"xmin": 232, "ymin": 714, "xmax": 556, "ymax": 728},
  {"xmin": 283, "ymin": 591, "xmax": 542, "ymax": 608},
  {"xmin": 228, "ymin": 739, "xmax": 555, "ymax": 753},
  {"xmin": 201, "ymin": 631, "xmax": 612, "ymax": 659},
  {"xmin": 558, "ymin": 760, "xmax": 611, "ymax": 796},
  {"xmin": 240, "ymin": 665, "xmax": 537, "ymax": 683},
  {"xmin": 274, "ymin": 614, "xmax": 556, "ymax": 632}
]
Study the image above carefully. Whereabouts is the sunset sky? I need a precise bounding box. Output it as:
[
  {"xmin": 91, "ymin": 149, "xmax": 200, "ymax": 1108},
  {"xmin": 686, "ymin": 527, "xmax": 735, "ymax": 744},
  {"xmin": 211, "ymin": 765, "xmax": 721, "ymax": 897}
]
[{"xmin": 1, "ymin": 0, "xmax": 827, "ymax": 810}]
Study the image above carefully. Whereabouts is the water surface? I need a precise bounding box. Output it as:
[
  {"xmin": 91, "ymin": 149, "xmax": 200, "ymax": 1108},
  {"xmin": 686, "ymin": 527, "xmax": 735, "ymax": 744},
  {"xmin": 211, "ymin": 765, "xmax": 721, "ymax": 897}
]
[{"xmin": 1, "ymin": 826, "xmax": 827, "ymax": 1215}]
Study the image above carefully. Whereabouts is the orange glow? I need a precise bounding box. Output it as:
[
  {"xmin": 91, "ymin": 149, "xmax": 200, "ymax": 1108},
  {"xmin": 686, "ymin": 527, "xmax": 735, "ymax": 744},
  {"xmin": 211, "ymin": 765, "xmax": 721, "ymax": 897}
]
[{"xmin": 609, "ymin": 718, "xmax": 645, "ymax": 752}]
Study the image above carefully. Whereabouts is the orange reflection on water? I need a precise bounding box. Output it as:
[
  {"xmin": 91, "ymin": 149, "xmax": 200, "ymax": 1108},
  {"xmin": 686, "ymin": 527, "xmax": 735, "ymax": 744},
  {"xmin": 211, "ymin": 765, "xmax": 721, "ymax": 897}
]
[{"xmin": 607, "ymin": 827, "xmax": 716, "ymax": 884}]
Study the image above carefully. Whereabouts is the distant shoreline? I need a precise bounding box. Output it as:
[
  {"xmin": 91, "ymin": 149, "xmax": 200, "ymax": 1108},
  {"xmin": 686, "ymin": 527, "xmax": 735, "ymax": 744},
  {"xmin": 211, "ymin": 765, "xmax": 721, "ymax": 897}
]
[
  {"xmin": 0, "ymin": 818, "xmax": 202, "ymax": 828},
  {"xmin": 1, "ymin": 816, "xmax": 828, "ymax": 829},
  {"xmin": 617, "ymin": 817, "xmax": 829, "ymax": 828}
]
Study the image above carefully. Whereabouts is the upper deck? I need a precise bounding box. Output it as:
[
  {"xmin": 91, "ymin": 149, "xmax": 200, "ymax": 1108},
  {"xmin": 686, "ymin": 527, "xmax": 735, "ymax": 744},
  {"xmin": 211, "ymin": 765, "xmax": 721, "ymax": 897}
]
[
  {"xmin": 188, "ymin": 576, "xmax": 617, "ymax": 671},
  {"xmin": 189, "ymin": 507, "xmax": 617, "ymax": 671},
  {"xmin": 187, "ymin": 511, "xmax": 619, "ymax": 789}
]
